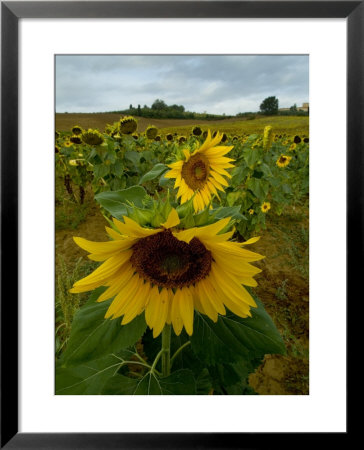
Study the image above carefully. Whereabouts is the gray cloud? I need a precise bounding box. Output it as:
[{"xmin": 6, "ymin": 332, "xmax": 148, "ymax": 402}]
[{"xmin": 56, "ymin": 55, "xmax": 308, "ymax": 114}]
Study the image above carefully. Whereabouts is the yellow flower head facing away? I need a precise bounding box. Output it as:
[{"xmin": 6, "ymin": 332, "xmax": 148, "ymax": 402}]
[
  {"xmin": 276, "ymin": 154, "xmax": 292, "ymax": 168},
  {"xmin": 165, "ymin": 130, "xmax": 235, "ymax": 212},
  {"xmin": 119, "ymin": 116, "xmax": 138, "ymax": 135},
  {"xmin": 70, "ymin": 209, "xmax": 264, "ymax": 338}
]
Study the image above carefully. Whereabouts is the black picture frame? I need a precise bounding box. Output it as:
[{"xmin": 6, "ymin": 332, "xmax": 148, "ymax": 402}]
[{"xmin": 1, "ymin": 1, "xmax": 357, "ymax": 448}]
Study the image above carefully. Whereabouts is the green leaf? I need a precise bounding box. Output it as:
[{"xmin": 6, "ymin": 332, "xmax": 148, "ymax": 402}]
[
  {"xmin": 95, "ymin": 186, "xmax": 148, "ymax": 219},
  {"xmin": 196, "ymin": 368, "xmax": 213, "ymax": 395},
  {"xmin": 231, "ymin": 165, "xmax": 250, "ymax": 187},
  {"xmin": 191, "ymin": 295, "xmax": 286, "ymax": 365},
  {"xmin": 93, "ymin": 163, "xmax": 110, "ymax": 179},
  {"xmin": 139, "ymin": 163, "xmax": 168, "ymax": 184},
  {"xmin": 125, "ymin": 151, "xmax": 141, "ymax": 167},
  {"xmin": 102, "ymin": 369, "xmax": 196, "ymax": 395},
  {"xmin": 247, "ymin": 177, "xmax": 269, "ymax": 201},
  {"xmin": 60, "ymin": 288, "xmax": 147, "ymax": 367},
  {"xmin": 112, "ymin": 159, "xmax": 124, "ymax": 177},
  {"xmin": 243, "ymin": 147, "xmax": 261, "ymax": 167},
  {"xmin": 213, "ymin": 206, "xmax": 246, "ymax": 221},
  {"xmin": 56, "ymin": 354, "xmax": 122, "ymax": 395}
]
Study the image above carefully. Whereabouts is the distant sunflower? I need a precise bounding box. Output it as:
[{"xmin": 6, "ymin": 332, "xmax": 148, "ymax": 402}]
[
  {"xmin": 146, "ymin": 125, "xmax": 158, "ymax": 140},
  {"xmin": 72, "ymin": 125, "xmax": 83, "ymax": 136},
  {"xmin": 70, "ymin": 209, "xmax": 263, "ymax": 337},
  {"xmin": 294, "ymin": 135, "xmax": 302, "ymax": 144},
  {"xmin": 289, "ymin": 143, "xmax": 297, "ymax": 151},
  {"xmin": 82, "ymin": 129, "xmax": 104, "ymax": 146},
  {"xmin": 276, "ymin": 155, "xmax": 292, "ymax": 168},
  {"xmin": 166, "ymin": 133, "xmax": 173, "ymax": 141},
  {"xmin": 70, "ymin": 135, "xmax": 82, "ymax": 145},
  {"xmin": 249, "ymin": 209, "xmax": 254, "ymax": 215},
  {"xmin": 119, "ymin": 116, "xmax": 137, "ymax": 135},
  {"xmin": 192, "ymin": 126, "xmax": 202, "ymax": 136},
  {"xmin": 261, "ymin": 202, "xmax": 271, "ymax": 213},
  {"xmin": 165, "ymin": 130, "xmax": 234, "ymax": 212}
]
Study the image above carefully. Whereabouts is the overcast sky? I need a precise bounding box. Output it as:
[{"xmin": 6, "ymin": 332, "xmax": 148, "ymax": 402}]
[{"xmin": 56, "ymin": 55, "xmax": 308, "ymax": 114}]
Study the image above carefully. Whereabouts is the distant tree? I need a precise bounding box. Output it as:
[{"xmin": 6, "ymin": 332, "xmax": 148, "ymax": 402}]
[
  {"xmin": 152, "ymin": 99, "xmax": 167, "ymax": 110},
  {"xmin": 260, "ymin": 96, "xmax": 279, "ymax": 115},
  {"xmin": 137, "ymin": 104, "xmax": 141, "ymax": 116},
  {"xmin": 129, "ymin": 104, "xmax": 133, "ymax": 110},
  {"xmin": 290, "ymin": 103, "xmax": 298, "ymax": 112}
]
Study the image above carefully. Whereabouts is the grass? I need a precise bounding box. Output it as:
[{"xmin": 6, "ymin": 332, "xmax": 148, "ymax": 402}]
[
  {"xmin": 55, "ymin": 177, "xmax": 91, "ymax": 230},
  {"xmin": 55, "ymin": 255, "xmax": 98, "ymax": 357}
]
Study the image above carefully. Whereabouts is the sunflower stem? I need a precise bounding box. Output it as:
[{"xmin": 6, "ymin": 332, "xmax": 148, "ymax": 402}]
[{"xmin": 161, "ymin": 324, "xmax": 171, "ymax": 377}]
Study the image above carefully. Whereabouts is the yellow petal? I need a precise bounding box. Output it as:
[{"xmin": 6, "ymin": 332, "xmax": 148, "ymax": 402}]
[
  {"xmin": 179, "ymin": 287, "xmax": 194, "ymax": 336},
  {"xmin": 161, "ymin": 208, "xmax": 180, "ymax": 229},
  {"xmin": 171, "ymin": 289, "xmax": 184, "ymax": 336},
  {"xmin": 241, "ymin": 236, "xmax": 261, "ymax": 245},
  {"xmin": 105, "ymin": 275, "xmax": 141, "ymax": 319},
  {"xmin": 113, "ymin": 216, "xmax": 159, "ymax": 238},
  {"xmin": 97, "ymin": 265, "xmax": 135, "ymax": 302},
  {"xmin": 210, "ymin": 170, "xmax": 229, "ymax": 187},
  {"xmin": 152, "ymin": 288, "xmax": 170, "ymax": 338}
]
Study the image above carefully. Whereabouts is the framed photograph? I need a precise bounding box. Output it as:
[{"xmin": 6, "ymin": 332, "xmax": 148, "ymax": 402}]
[{"xmin": 1, "ymin": 1, "xmax": 357, "ymax": 447}]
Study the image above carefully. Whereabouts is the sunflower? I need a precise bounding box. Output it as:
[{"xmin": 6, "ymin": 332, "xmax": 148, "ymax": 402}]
[
  {"xmin": 166, "ymin": 133, "xmax": 173, "ymax": 141},
  {"xmin": 146, "ymin": 125, "xmax": 158, "ymax": 140},
  {"xmin": 261, "ymin": 202, "xmax": 271, "ymax": 213},
  {"xmin": 192, "ymin": 126, "xmax": 202, "ymax": 136},
  {"xmin": 276, "ymin": 154, "xmax": 292, "ymax": 168},
  {"xmin": 165, "ymin": 130, "xmax": 234, "ymax": 212},
  {"xmin": 82, "ymin": 129, "xmax": 104, "ymax": 146},
  {"xmin": 289, "ymin": 143, "xmax": 297, "ymax": 151},
  {"xmin": 294, "ymin": 135, "xmax": 302, "ymax": 144},
  {"xmin": 119, "ymin": 116, "xmax": 138, "ymax": 135},
  {"xmin": 249, "ymin": 209, "xmax": 254, "ymax": 215},
  {"xmin": 70, "ymin": 209, "xmax": 263, "ymax": 338},
  {"xmin": 70, "ymin": 135, "xmax": 82, "ymax": 145},
  {"xmin": 72, "ymin": 125, "xmax": 83, "ymax": 136}
]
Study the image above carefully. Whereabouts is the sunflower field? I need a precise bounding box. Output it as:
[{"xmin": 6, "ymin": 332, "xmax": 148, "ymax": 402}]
[{"xmin": 55, "ymin": 116, "xmax": 309, "ymax": 395}]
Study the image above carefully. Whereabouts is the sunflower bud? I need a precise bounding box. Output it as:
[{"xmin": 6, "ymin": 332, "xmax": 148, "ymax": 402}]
[{"xmin": 263, "ymin": 126, "xmax": 273, "ymax": 151}]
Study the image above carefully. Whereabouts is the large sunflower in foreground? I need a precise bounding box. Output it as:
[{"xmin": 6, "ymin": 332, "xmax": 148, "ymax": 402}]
[
  {"xmin": 70, "ymin": 209, "xmax": 263, "ymax": 337},
  {"xmin": 165, "ymin": 130, "xmax": 235, "ymax": 212}
]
